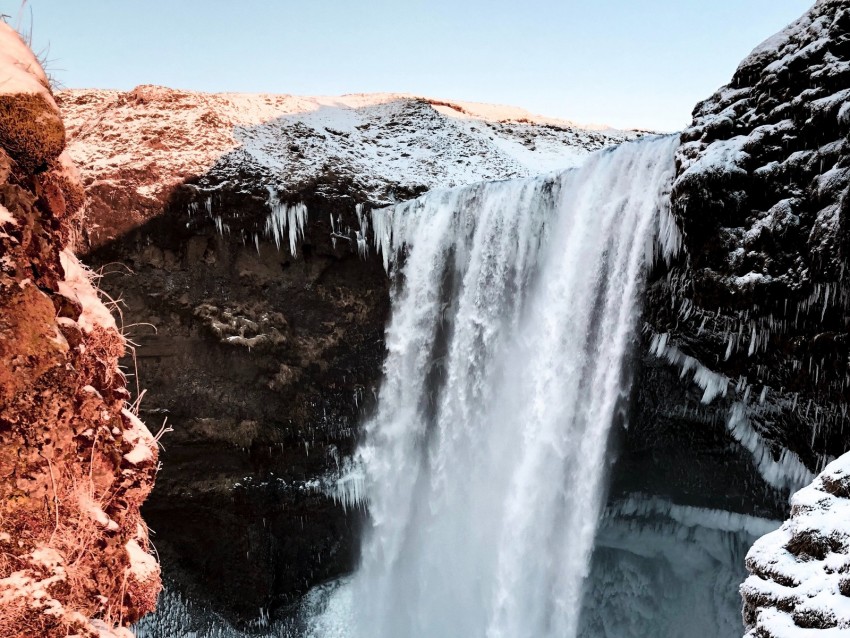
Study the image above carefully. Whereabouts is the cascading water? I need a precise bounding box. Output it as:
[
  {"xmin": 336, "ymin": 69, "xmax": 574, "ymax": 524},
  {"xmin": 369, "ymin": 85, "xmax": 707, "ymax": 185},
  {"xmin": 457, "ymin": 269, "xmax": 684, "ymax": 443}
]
[
  {"xmin": 133, "ymin": 135, "xmax": 777, "ymax": 638},
  {"xmin": 346, "ymin": 134, "xmax": 680, "ymax": 638}
]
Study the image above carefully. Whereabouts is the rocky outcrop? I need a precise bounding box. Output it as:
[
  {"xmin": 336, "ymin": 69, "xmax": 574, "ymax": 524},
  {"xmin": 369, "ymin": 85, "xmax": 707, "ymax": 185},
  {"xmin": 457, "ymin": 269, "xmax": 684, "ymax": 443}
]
[
  {"xmin": 58, "ymin": 89, "xmax": 637, "ymax": 624},
  {"xmin": 0, "ymin": 22, "xmax": 158, "ymax": 637},
  {"xmin": 612, "ymin": 0, "xmax": 850, "ymax": 634},
  {"xmin": 618, "ymin": 0, "xmax": 849, "ymax": 518},
  {"xmin": 58, "ymin": 88, "xmax": 640, "ymax": 251},
  {"xmin": 86, "ymin": 188, "xmax": 387, "ymax": 622},
  {"xmin": 742, "ymin": 451, "xmax": 850, "ymax": 636}
]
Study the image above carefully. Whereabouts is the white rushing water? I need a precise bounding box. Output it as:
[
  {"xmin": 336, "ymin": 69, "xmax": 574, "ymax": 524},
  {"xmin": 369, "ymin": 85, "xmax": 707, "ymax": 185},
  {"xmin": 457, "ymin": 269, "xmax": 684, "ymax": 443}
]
[
  {"xmin": 344, "ymin": 135, "xmax": 679, "ymax": 638},
  {"xmin": 135, "ymin": 503, "xmax": 774, "ymax": 638},
  {"xmin": 134, "ymin": 135, "xmax": 764, "ymax": 638}
]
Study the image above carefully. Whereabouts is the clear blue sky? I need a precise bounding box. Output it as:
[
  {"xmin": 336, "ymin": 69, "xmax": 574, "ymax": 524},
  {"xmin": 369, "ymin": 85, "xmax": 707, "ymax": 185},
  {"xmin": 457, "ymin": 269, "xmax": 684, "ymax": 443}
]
[{"xmin": 9, "ymin": 0, "xmax": 813, "ymax": 131}]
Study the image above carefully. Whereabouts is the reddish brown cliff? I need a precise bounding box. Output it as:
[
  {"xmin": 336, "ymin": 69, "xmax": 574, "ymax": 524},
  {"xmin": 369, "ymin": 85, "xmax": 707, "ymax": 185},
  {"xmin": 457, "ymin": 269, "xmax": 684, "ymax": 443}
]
[{"xmin": 0, "ymin": 22, "xmax": 159, "ymax": 637}]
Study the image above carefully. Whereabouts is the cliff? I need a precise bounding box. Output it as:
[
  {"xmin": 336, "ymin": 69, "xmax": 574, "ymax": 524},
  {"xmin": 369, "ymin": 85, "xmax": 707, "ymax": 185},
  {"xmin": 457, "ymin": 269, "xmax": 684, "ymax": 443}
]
[
  {"xmin": 625, "ymin": 0, "xmax": 849, "ymax": 635},
  {"xmin": 57, "ymin": 89, "xmax": 636, "ymax": 623},
  {"xmin": 0, "ymin": 22, "xmax": 159, "ymax": 637},
  {"xmin": 614, "ymin": 0, "xmax": 849, "ymax": 518}
]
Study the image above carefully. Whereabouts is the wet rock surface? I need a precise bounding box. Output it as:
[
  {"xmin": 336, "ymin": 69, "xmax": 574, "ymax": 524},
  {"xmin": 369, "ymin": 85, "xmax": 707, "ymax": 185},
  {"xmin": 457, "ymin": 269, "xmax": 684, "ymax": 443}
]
[{"xmin": 85, "ymin": 185, "xmax": 387, "ymax": 623}]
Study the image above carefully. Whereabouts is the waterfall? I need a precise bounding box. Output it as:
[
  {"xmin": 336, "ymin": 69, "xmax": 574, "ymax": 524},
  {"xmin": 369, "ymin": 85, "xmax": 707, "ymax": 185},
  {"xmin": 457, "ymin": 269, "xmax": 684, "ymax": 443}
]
[{"xmin": 347, "ymin": 135, "xmax": 680, "ymax": 638}]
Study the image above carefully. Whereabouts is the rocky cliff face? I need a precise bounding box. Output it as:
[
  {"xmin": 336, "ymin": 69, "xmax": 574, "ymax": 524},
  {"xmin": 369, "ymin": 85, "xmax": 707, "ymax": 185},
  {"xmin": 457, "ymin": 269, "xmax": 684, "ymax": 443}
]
[
  {"xmin": 615, "ymin": 0, "xmax": 849, "ymax": 519},
  {"xmin": 57, "ymin": 89, "xmax": 636, "ymax": 624},
  {"xmin": 621, "ymin": 0, "xmax": 849, "ymax": 634},
  {"xmin": 0, "ymin": 23, "xmax": 158, "ymax": 637}
]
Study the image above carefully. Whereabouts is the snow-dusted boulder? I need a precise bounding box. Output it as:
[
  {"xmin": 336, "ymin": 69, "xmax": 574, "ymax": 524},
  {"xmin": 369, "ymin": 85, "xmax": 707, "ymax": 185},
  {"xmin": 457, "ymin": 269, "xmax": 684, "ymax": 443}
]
[{"xmin": 742, "ymin": 453, "xmax": 850, "ymax": 636}]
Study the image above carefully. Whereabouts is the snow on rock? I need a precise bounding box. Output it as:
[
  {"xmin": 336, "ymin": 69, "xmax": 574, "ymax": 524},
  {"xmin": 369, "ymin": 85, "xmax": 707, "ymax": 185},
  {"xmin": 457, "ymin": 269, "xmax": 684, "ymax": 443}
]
[
  {"xmin": 0, "ymin": 547, "xmax": 68, "ymax": 615},
  {"xmin": 79, "ymin": 493, "xmax": 120, "ymax": 532},
  {"xmin": 0, "ymin": 21, "xmax": 51, "ymax": 96},
  {"xmin": 645, "ymin": 0, "xmax": 850, "ymax": 510},
  {"xmin": 90, "ymin": 620, "xmax": 136, "ymax": 638},
  {"xmin": 58, "ymin": 88, "xmax": 640, "ymax": 212},
  {"xmin": 673, "ymin": 0, "xmax": 849, "ymax": 287},
  {"xmin": 125, "ymin": 537, "xmax": 159, "ymax": 584},
  {"xmin": 0, "ymin": 202, "xmax": 18, "ymax": 227},
  {"xmin": 742, "ymin": 452, "xmax": 850, "ymax": 636},
  {"xmin": 120, "ymin": 408, "xmax": 157, "ymax": 467},
  {"xmin": 57, "ymin": 249, "xmax": 118, "ymax": 333}
]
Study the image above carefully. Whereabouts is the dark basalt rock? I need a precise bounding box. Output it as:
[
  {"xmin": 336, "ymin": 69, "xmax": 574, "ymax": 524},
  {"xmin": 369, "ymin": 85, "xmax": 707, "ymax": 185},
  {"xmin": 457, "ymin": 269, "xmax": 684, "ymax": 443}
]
[
  {"xmin": 615, "ymin": 0, "xmax": 850, "ymax": 516},
  {"xmin": 84, "ymin": 173, "xmax": 388, "ymax": 625}
]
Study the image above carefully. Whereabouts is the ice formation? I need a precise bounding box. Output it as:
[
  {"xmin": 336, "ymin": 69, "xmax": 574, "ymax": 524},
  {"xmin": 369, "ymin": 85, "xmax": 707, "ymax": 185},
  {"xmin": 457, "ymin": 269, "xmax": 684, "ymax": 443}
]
[
  {"xmin": 646, "ymin": 333, "xmax": 817, "ymax": 493},
  {"xmin": 728, "ymin": 404, "xmax": 815, "ymax": 492},
  {"xmin": 581, "ymin": 497, "xmax": 779, "ymax": 638},
  {"xmin": 264, "ymin": 189, "xmax": 308, "ymax": 256},
  {"xmin": 649, "ymin": 331, "xmax": 730, "ymax": 404}
]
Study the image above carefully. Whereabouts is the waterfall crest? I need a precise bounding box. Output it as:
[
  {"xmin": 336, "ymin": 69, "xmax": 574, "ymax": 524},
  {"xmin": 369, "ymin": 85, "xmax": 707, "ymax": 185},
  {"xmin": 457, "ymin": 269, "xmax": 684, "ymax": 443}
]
[{"xmin": 348, "ymin": 135, "xmax": 680, "ymax": 638}]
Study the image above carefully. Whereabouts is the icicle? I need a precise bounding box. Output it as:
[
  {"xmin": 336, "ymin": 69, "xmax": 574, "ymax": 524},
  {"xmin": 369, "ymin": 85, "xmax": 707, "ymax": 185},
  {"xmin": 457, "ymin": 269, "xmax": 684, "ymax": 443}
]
[{"xmin": 263, "ymin": 187, "xmax": 308, "ymax": 256}]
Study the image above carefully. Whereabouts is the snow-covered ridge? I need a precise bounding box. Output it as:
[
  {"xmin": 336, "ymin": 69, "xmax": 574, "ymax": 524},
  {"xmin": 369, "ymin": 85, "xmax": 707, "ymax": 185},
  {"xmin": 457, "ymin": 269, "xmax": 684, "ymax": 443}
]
[{"xmin": 58, "ymin": 86, "xmax": 641, "ymax": 206}]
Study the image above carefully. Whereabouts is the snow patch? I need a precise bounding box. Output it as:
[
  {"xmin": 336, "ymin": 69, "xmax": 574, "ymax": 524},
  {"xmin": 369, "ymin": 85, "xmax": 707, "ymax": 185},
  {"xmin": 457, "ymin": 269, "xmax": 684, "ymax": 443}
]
[
  {"xmin": 125, "ymin": 539, "xmax": 158, "ymax": 583},
  {"xmin": 57, "ymin": 250, "xmax": 117, "ymax": 333},
  {"xmin": 0, "ymin": 203, "xmax": 18, "ymax": 227},
  {"xmin": 743, "ymin": 453, "xmax": 850, "ymax": 635},
  {"xmin": 678, "ymin": 135, "xmax": 750, "ymax": 181},
  {"xmin": 79, "ymin": 493, "xmax": 119, "ymax": 532},
  {"xmin": 649, "ymin": 332, "xmax": 729, "ymax": 403},
  {"xmin": 120, "ymin": 408, "xmax": 156, "ymax": 467}
]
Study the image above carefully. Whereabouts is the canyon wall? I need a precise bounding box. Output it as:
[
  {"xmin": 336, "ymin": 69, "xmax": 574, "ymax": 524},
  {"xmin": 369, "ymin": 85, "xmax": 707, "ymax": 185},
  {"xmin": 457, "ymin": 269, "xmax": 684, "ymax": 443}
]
[
  {"xmin": 58, "ymin": 90, "xmax": 634, "ymax": 623},
  {"xmin": 616, "ymin": 0, "xmax": 849, "ymax": 516},
  {"xmin": 0, "ymin": 23, "xmax": 158, "ymax": 637},
  {"xmin": 53, "ymin": 0, "xmax": 850, "ymax": 629}
]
